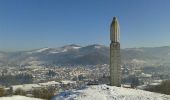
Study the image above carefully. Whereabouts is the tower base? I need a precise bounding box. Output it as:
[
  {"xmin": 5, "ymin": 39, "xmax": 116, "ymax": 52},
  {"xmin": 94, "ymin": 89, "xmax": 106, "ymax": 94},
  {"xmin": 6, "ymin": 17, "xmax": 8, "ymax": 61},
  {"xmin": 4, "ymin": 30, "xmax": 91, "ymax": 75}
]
[{"xmin": 110, "ymin": 42, "xmax": 121, "ymax": 87}]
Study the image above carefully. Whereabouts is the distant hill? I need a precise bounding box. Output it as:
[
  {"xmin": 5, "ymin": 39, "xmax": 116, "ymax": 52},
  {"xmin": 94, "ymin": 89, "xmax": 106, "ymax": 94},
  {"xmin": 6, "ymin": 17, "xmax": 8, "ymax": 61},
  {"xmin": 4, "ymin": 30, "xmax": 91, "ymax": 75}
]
[{"xmin": 1, "ymin": 45, "xmax": 170, "ymax": 66}]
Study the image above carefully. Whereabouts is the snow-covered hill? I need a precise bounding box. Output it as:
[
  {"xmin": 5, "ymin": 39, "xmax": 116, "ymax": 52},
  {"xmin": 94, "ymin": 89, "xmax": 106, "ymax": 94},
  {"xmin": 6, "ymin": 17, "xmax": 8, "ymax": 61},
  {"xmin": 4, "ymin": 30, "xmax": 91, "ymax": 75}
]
[
  {"xmin": 0, "ymin": 95, "xmax": 42, "ymax": 100},
  {"xmin": 2, "ymin": 45, "xmax": 170, "ymax": 66},
  {"xmin": 53, "ymin": 85, "xmax": 170, "ymax": 100},
  {"xmin": 33, "ymin": 44, "xmax": 81, "ymax": 54}
]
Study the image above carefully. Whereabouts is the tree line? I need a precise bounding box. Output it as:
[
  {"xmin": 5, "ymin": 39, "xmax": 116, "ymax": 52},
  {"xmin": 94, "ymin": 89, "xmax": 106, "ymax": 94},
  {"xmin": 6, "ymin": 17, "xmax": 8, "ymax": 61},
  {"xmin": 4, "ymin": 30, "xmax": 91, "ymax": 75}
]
[{"xmin": 0, "ymin": 73, "xmax": 33, "ymax": 86}]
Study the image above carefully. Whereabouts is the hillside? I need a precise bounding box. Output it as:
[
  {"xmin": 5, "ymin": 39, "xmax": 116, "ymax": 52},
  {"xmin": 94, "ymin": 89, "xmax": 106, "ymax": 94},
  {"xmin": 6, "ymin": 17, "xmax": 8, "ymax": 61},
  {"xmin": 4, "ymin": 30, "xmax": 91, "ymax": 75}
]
[
  {"xmin": 53, "ymin": 85, "xmax": 170, "ymax": 100},
  {"xmin": 1, "ymin": 45, "xmax": 170, "ymax": 66}
]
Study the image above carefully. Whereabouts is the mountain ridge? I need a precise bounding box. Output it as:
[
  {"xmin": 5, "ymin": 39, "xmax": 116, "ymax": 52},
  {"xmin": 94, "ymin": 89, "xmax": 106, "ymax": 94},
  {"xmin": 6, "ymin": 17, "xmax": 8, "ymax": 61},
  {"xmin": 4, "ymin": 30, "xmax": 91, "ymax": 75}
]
[{"xmin": 1, "ymin": 44, "xmax": 170, "ymax": 66}]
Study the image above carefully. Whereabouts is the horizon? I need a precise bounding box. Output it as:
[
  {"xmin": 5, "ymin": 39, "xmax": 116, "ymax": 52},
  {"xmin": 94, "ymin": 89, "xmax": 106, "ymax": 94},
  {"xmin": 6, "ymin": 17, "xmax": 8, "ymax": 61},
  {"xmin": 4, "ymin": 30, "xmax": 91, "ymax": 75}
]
[
  {"xmin": 1, "ymin": 43, "xmax": 170, "ymax": 52},
  {"xmin": 0, "ymin": 0, "xmax": 170, "ymax": 51}
]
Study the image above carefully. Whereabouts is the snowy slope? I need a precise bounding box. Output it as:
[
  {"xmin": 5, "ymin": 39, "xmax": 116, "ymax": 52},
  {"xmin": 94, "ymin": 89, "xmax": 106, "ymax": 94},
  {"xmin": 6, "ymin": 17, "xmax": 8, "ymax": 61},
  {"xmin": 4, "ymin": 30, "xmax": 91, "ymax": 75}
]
[
  {"xmin": 53, "ymin": 85, "xmax": 170, "ymax": 100},
  {"xmin": 0, "ymin": 95, "xmax": 43, "ymax": 100},
  {"xmin": 35, "ymin": 48, "xmax": 50, "ymax": 53}
]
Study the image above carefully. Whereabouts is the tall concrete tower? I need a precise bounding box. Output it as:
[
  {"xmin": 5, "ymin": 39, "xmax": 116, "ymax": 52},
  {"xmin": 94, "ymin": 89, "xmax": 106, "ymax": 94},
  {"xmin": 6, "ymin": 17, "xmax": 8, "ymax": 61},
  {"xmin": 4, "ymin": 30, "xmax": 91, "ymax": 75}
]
[{"xmin": 110, "ymin": 17, "xmax": 121, "ymax": 86}]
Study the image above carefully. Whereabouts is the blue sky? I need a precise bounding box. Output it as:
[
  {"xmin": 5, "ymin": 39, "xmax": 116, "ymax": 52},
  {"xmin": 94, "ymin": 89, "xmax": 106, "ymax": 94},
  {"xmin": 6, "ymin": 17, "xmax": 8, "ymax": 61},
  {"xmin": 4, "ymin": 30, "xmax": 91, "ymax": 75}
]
[{"xmin": 0, "ymin": 0, "xmax": 170, "ymax": 51}]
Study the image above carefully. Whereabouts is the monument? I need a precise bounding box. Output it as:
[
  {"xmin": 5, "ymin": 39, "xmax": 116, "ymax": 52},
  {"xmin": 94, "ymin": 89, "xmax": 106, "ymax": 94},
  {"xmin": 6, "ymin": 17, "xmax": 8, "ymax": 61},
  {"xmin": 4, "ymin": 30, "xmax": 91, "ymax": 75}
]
[{"xmin": 110, "ymin": 17, "xmax": 121, "ymax": 86}]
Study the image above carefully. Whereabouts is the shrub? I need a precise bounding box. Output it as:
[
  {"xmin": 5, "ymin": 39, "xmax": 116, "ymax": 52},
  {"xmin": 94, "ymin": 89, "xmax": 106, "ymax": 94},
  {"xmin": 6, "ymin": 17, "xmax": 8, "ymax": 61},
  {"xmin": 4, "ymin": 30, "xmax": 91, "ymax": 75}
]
[
  {"xmin": 32, "ymin": 88, "xmax": 55, "ymax": 100},
  {"xmin": 14, "ymin": 88, "xmax": 26, "ymax": 96},
  {"xmin": 0, "ymin": 88, "xmax": 5, "ymax": 97}
]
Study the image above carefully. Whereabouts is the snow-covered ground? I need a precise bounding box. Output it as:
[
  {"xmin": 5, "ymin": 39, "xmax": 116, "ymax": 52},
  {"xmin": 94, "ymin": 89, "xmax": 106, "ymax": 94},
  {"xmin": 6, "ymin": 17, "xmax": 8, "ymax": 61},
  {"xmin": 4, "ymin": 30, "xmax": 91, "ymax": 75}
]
[
  {"xmin": 53, "ymin": 84, "xmax": 170, "ymax": 100},
  {"xmin": 0, "ymin": 95, "xmax": 43, "ymax": 100}
]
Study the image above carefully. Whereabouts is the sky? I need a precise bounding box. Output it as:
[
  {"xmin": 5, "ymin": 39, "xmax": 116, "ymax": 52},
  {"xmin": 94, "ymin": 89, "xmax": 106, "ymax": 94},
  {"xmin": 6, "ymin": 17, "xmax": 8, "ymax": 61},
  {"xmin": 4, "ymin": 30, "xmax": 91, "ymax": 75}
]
[{"xmin": 0, "ymin": 0, "xmax": 170, "ymax": 51}]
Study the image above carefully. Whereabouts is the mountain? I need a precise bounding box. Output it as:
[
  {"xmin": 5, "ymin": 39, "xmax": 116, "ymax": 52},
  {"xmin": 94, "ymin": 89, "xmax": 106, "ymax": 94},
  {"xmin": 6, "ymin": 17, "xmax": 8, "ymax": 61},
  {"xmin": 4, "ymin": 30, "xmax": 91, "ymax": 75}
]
[
  {"xmin": 121, "ymin": 46, "xmax": 170, "ymax": 65},
  {"xmin": 53, "ymin": 84, "xmax": 170, "ymax": 100},
  {"xmin": 1, "ymin": 45, "xmax": 170, "ymax": 66}
]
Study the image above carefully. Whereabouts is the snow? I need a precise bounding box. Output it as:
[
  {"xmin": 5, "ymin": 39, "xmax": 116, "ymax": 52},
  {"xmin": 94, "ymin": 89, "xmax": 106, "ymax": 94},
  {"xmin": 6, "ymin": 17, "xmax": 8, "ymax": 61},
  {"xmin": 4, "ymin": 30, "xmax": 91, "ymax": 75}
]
[
  {"xmin": 131, "ymin": 59, "xmax": 146, "ymax": 64},
  {"xmin": 35, "ymin": 48, "xmax": 49, "ymax": 53},
  {"xmin": 62, "ymin": 49, "xmax": 68, "ymax": 52},
  {"xmin": 94, "ymin": 45, "xmax": 102, "ymax": 49},
  {"xmin": 61, "ymin": 46, "xmax": 81, "ymax": 52},
  {"xmin": 39, "ymin": 81, "xmax": 60, "ymax": 86},
  {"xmin": 11, "ymin": 84, "xmax": 41, "ymax": 92},
  {"xmin": 50, "ymin": 51, "xmax": 59, "ymax": 54},
  {"xmin": 141, "ymin": 73, "xmax": 152, "ymax": 78},
  {"xmin": 11, "ymin": 81, "xmax": 61, "ymax": 92},
  {"xmin": 28, "ymin": 45, "xmax": 81, "ymax": 54},
  {"xmin": 149, "ymin": 82, "xmax": 161, "ymax": 86},
  {"xmin": 0, "ymin": 95, "xmax": 42, "ymax": 100},
  {"xmin": 49, "ymin": 46, "xmax": 80, "ymax": 54},
  {"xmin": 61, "ymin": 80, "xmax": 76, "ymax": 84},
  {"xmin": 72, "ymin": 46, "xmax": 81, "ymax": 49},
  {"xmin": 53, "ymin": 84, "xmax": 170, "ymax": 100},
  {"xmin": 28, "ymin": 61, "xmax": 43, "ymax": 65}
]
